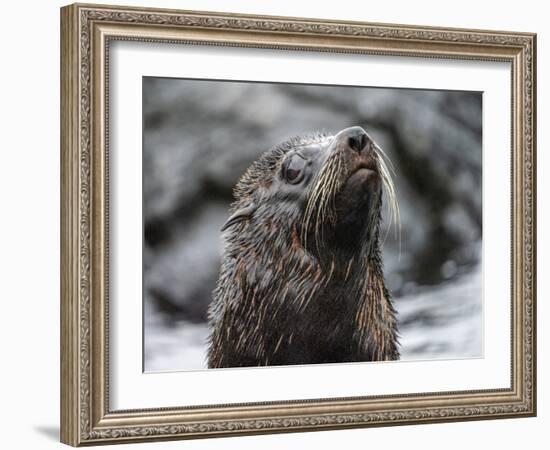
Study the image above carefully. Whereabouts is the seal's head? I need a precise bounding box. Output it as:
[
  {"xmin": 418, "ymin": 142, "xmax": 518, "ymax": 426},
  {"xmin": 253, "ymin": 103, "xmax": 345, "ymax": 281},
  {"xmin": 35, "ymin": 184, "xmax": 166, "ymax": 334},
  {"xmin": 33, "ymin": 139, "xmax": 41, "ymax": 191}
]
[
  {"xmin": 208, "ymin": 126, "xmax": 399, "ymax": 368},
  {"xmin": 222, "ymin": 126, "xmax": 398, "ymax": 262}
]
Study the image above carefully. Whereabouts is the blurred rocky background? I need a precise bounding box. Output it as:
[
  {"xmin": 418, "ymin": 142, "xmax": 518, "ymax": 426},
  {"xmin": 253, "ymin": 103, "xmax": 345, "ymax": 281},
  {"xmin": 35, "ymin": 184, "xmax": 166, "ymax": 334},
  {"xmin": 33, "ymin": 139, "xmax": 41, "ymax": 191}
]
[{"xmin": 143, "ymin": 77, "xmax": 482, "ymax": 371}]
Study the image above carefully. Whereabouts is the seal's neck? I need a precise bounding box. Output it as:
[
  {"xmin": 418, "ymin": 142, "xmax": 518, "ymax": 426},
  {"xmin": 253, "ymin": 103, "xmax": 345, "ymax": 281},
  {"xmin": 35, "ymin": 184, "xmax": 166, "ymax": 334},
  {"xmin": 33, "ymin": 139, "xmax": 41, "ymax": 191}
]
[{"xmin": 352, "ymin": 259, "xmax": 398, "ymax": 360}]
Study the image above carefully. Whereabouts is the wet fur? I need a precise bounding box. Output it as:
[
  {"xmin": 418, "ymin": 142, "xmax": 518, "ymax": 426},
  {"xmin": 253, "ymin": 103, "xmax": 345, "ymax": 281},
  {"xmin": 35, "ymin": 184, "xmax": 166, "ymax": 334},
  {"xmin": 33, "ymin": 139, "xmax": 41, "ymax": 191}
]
[{"xmin": 207, "ymin": 131, "xmax": 399, "ymax": 368}]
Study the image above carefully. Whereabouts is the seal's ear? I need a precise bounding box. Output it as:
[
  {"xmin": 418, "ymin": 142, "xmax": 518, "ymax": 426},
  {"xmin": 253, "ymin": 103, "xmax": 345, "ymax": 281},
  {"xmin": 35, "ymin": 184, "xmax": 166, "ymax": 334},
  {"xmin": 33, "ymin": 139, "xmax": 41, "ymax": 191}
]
[{"xmin": 221, "ymin": 204, "xmax": 257, "ymax": 232}]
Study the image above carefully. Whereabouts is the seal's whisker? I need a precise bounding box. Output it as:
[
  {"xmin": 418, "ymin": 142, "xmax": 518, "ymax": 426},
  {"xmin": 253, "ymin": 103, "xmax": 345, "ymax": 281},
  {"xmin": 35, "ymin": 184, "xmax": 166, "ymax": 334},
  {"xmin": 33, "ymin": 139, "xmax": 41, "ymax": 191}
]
[
  {"xmin": 374, "ymin": 142, "xmax": 396, "ymax": 175},
  {"xmin": 321, "ymin": 158, "xmax": 337, "ymax": 224},
  {"xmin": 302, "ymin": 167, "xmax": 324, "ymax": 250},
  {"xmin": 311, "ymin": 168, "xmax": 328, "ymax": 251},
  {"xmin": 303, "ymin": 151, "xmax": 342, "ymax": 254},
  {"xmin": 317, "ymin": 160, "xmax": 337, "ymax": 251},
  {"xmin": 331, "ymin": 153, "xmax": 343, "ymax": 222},
  {"xmin": 325, "ymin": 152, "xmax": 344, "ymax": 240},
  {"xmin": 378, "ymin": 157, "xmax": 401, "ymax": 252},
  {"xmin": 305, "ymin": 185, "xmax": 323, "ymax": 250}
]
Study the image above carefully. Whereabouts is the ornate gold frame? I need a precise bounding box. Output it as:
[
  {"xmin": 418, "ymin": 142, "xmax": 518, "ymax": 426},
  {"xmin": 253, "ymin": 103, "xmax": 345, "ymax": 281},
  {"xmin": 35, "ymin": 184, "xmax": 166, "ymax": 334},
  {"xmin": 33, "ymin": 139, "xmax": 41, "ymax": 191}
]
[{"xmin": 60, "ymin": 2, "xmax": 536, "ymax": 446}]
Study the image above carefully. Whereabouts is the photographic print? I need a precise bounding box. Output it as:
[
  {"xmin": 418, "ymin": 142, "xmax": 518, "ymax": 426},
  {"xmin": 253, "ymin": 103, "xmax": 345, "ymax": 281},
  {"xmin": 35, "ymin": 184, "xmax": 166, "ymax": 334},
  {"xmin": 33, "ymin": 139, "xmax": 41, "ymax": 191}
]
[
  {"xmin": 143, "ymin": 78, "xmax": 482, "ymax": 372},
  {"xmin": 61, "ymin": 4, "xmax": 535, "ymax": 445}
]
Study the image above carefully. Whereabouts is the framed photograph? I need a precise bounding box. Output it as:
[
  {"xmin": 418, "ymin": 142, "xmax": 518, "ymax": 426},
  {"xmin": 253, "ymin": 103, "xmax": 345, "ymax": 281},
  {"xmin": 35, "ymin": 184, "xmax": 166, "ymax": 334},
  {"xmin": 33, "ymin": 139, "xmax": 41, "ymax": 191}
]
[{"xmin": 60, "ymin": 3, "xmax": 537, "ymax": 446}]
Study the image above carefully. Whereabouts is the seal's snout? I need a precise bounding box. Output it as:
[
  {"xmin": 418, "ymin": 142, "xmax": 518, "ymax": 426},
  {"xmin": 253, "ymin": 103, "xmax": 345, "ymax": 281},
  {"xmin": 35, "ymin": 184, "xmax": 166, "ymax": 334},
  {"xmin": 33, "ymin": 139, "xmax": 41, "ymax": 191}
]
[
  {"xmin": 333, "ymin": 127, "xmax": 378, "ymax": 177},
  {"xmin": 344, "ymin": 126, "xmax": 369, "ymax": 154}
]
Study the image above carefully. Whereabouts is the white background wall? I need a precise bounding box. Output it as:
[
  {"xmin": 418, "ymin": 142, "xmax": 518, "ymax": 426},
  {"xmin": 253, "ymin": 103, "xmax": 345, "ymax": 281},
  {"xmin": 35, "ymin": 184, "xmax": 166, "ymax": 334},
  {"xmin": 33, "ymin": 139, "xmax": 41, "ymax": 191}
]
[{"xmin": 0, "ymin": 0, "xmax": 546, "ymax": 448}]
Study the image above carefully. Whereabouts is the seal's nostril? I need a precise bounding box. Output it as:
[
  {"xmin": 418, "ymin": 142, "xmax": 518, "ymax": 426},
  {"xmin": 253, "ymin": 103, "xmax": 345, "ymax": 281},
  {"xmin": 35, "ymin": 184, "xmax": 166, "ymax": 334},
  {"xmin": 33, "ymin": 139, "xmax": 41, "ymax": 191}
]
[
  {"xmin": 348, "ymin": 131, "xmax": 368, "ymax": 153},
  {"xmin": 360, "ymin": 134, "xmax": 367, "ymax": 151}
]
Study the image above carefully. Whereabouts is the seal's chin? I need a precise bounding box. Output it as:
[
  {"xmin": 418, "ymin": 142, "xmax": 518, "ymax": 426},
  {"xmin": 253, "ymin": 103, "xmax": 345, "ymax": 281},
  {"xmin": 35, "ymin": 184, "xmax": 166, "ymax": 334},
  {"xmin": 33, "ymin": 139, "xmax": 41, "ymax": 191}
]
[
  {"xmin": 334, "ymin": 166, "xmax": 380, "ymax": 229},
  {"xmin": 345, "ymin": 167, "xmax": 380, "ymax": 192}
]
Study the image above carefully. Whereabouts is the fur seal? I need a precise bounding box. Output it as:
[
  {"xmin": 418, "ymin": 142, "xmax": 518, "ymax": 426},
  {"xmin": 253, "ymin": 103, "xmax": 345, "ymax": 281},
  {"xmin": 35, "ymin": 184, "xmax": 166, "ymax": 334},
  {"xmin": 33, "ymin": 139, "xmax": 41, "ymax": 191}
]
[{"xmin": 207, "ymin": 126, "xmax": 399, "ymax": 368}]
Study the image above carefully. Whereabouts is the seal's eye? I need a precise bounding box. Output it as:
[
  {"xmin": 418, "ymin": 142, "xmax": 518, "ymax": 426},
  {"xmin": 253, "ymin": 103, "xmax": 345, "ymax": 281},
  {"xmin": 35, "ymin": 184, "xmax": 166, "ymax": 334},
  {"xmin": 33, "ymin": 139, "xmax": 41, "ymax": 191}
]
[{"xmin": 283, "ymin": 155, "xmax": 306, "ymax": 184}]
